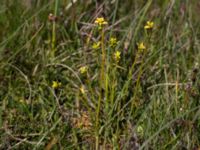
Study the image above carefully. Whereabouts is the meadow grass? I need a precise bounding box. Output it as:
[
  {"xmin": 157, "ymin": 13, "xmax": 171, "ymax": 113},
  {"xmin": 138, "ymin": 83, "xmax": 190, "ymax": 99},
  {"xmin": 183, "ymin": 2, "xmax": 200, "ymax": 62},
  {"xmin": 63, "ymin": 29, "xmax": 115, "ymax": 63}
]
[{"xmin": 0, "ymin": 0, "xmax": 200, "ymax": 149}]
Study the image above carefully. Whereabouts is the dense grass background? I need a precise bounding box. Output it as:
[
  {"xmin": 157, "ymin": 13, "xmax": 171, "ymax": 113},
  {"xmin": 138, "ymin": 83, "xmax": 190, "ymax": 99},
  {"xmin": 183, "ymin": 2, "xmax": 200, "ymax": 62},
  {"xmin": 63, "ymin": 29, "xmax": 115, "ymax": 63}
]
[{"xmin": 0, "ymin": 0, "xmax": 200, "ymax": 149}]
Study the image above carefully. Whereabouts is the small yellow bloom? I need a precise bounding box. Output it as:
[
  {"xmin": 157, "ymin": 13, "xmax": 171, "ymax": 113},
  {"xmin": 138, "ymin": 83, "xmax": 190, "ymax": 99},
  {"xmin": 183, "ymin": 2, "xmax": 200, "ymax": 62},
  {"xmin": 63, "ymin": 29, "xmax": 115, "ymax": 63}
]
[
  {"xmin": 109, "ymin": 37, "xmax": 118, "ymax": 48},
  {"xmin": 52, "ymin": 81, "xmax": 61, "ymax": 89},
  {"xmin": 94, "ymin": 17, "xmax": 108, "ymax": 26},
  {"xmin": 19, "ymin": 98, "xmax": 25, "ymax": 103},
  {"xmin": 144, "ymin": 21, "xmax": 154, "ymax": 29},
  {"xmin": 114, "ymin": 50, "xmax": 121, "ymax": 63},
  {"xmin": 92, "ymin": 42, "xmax": 101, "ymax": 49},
  {"xmin": 137, "ymin": 42, "xmax": 146, "ymax": 50},
  {"xmin": 80, "ymin": 85, "xmax": 85, "ymax": 94},
  {"xmin": 79, "ymin": 66, "xmax": 88, "ymax": 74}
]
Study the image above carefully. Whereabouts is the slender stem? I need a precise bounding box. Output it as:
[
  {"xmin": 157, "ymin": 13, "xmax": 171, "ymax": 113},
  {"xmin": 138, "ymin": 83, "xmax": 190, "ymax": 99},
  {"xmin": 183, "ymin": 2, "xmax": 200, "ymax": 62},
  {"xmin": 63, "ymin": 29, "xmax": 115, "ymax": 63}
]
[
  {"xmin": 101, "ymin": 29, "xmax": 106, "ymax": 89},
  {"xmin": 51, "ymin": 0, "xmax": 59, "ymax": 57},
  {"xmin": 96, "ymin": 28, "xmax": 106, "ymax": 150}
]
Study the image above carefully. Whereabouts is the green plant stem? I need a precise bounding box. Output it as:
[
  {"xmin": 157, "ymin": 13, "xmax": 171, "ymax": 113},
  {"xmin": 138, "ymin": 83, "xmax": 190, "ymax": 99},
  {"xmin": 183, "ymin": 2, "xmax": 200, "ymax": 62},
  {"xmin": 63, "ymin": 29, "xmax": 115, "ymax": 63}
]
[
  {"xmin": 96, "ymin": 28, "xmax": 106, "ymax": 150},
  {"xmin": 51, "ymin": 0, "xmax": 59, "ymax": 57},
  {"xmin": 100, "ymin": 29, "xmax": 106, "ymax": 89}
]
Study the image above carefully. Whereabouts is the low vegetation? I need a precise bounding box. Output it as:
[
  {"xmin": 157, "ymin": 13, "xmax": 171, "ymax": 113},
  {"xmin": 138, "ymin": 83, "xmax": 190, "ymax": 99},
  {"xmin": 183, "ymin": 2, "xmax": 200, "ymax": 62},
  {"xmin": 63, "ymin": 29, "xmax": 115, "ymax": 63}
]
[{"xmin": 0, "ymin": 0, "xmax": 200, "ymax": 149}]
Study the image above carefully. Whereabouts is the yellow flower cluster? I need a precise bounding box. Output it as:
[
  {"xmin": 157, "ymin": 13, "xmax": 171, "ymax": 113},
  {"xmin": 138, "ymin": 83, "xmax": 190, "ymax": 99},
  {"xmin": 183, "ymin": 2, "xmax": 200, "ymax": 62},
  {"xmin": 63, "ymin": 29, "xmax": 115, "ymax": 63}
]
[
  {"xmin": 94, "ymin": 17, "xmax": 108, "ymax": 30},
  {"xmin": 137, "ymin": 42, "xmax": 146, "ymax": 50},
  {"xmin": 109, "ymin": 37, "xmax": 118, "ymax": 48},
  {"xmin": 52, "ymin": 81, "xmax": 61, "ymax": 89},
  {"xmin": 94, "ymin": 17, "xmax": 108, "ymax": 26},
  {"xmin": 144, "ymin": 21, "xmax": 154, "ymax": 30},
  {"xmin": 113, "ymin": 50, "xmax": 121, "ymax": 63},
  {"xmin": 92, "ymin": 41, "xmax": 101, "ymax": 49},
  {"xmin": 79, "ymin": 66, "xmax": 88, "ymax": 74}
]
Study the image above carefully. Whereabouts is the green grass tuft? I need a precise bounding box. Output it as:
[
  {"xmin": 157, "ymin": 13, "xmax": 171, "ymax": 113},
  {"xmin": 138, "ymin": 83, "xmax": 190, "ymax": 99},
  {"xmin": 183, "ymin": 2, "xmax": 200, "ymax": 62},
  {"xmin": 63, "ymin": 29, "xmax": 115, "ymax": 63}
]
[{"xmin": 0, "ymin": 0, "xmax": 200, "ymax": 149}]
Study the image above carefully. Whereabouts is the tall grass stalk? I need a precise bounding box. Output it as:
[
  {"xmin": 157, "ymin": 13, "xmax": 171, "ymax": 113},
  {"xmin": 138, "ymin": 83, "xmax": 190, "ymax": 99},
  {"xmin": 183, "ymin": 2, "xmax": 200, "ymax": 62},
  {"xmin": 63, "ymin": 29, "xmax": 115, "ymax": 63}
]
[
  {"xmin": 51, "ymin": 0, "xmax": 59, "ymax": 57},
  {"xmin": 95, "ymin": 26, "xmax": 106, "ymax": 150}
]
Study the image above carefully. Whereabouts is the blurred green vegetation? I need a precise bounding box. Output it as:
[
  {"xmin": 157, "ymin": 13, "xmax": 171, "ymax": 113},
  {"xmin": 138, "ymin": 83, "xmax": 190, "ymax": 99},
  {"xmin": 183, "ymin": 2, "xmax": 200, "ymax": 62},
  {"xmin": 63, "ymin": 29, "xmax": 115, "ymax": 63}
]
[{"xmin": 0, "ymin": 0, "xmax": 200, "ymax": 149}]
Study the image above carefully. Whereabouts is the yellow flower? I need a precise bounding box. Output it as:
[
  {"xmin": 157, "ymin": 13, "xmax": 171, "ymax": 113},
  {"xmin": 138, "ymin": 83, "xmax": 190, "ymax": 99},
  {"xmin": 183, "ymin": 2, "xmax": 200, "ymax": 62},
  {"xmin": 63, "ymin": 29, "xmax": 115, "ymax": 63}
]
[
  {"xmin": 52, "ymin": 81, "xmax": 61, "ymax": 89},
  {"xmin": 109, "ymin": 37, "xmax": 118, "ymax": 48},
  {"xmin": 92, "ymin": 41, "xmax": 101, "ymax": 49},
  {"xmin": 80, "ymin": 85, "xmax": 85, "ymax": 94},
  {"xmin": 79, "ymin": 66, "xmax": 88, "ymax": 74},
  {"xmin": 114, "ymin": 50, "xmax": 121, "ymax": 63},
  {"xmin": 19, "ymin": 98, "xmax": 25, "ymax": 103},
  {"xmin": 144, "ymin": 21, "xmax": 154, "ymax": 29},
  {"xmin": 137, "ymin": 42, "xmax": 146, "ymax": 50},
  {"xmin": 94, "ymin": 17, "xmax": 108, "ymax": 26}
]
